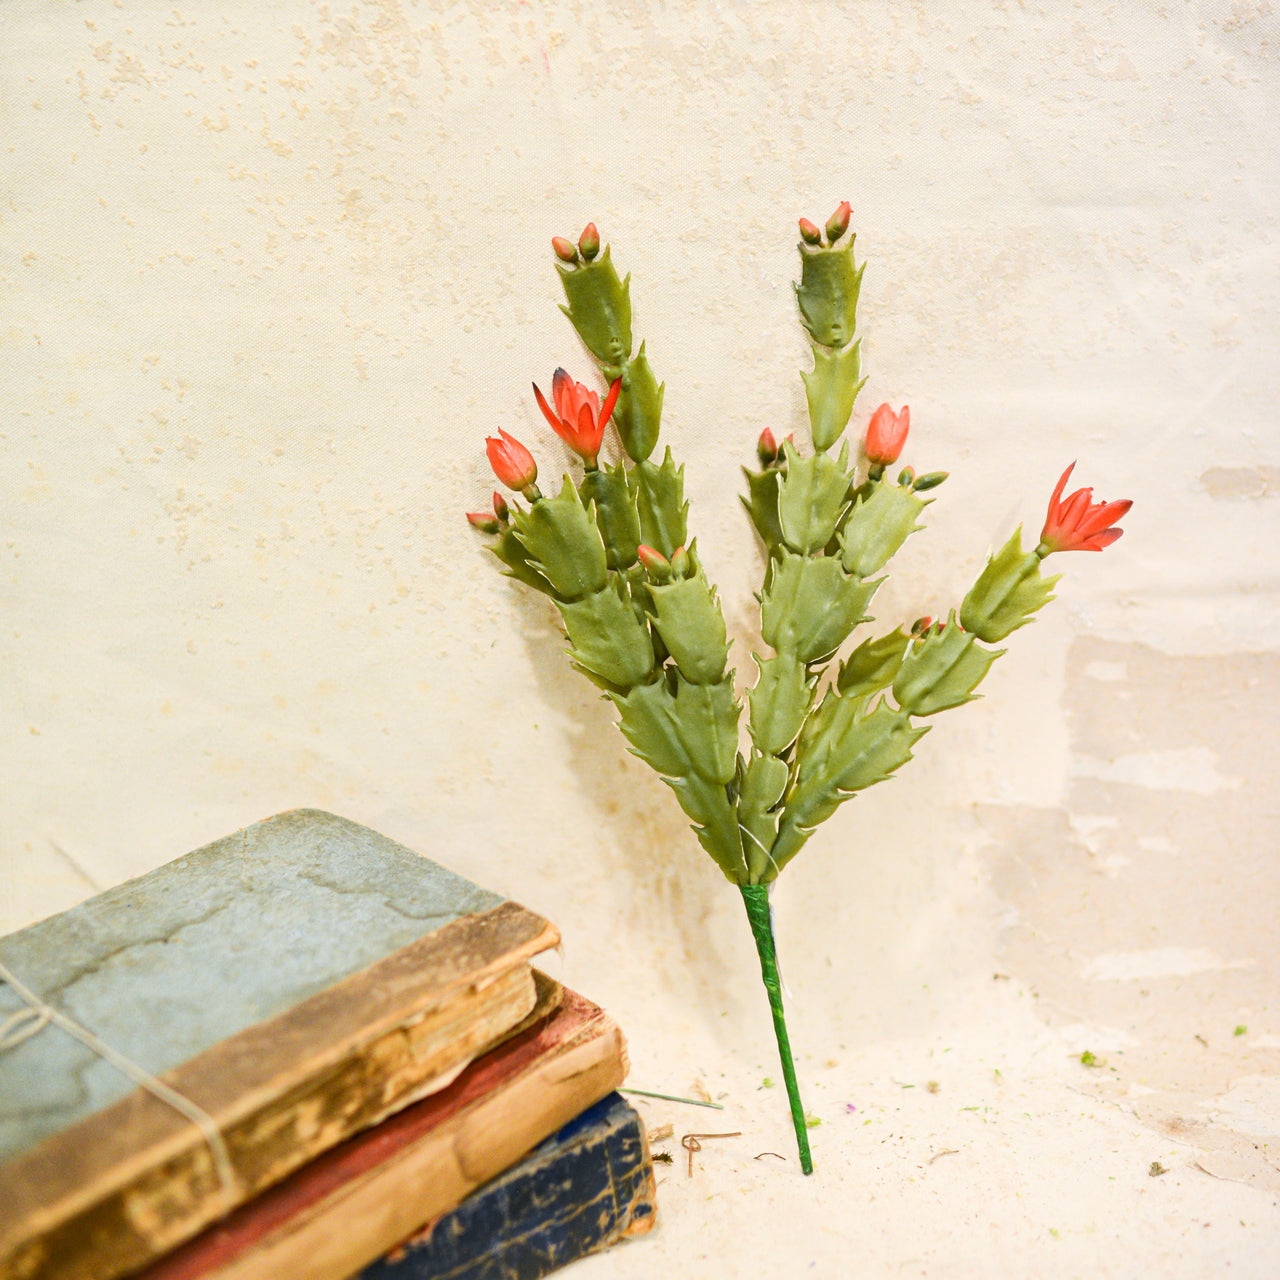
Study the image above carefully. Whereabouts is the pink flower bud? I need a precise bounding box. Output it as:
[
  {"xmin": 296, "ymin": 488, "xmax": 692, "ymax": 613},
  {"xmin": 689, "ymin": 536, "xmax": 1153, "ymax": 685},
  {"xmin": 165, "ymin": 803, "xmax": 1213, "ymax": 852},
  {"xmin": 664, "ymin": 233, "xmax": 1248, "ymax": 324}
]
[
  {"xmin": 485, "ymin": 429, "xmax": 538, "ymax": 491},
  {"xmin": 552, "ymin": 236, "xmax": 579, "ymax": 263},
  {"xmin": 798, "ymin": 217, "xmax": 822, "ymax": 246},
  {"xmin": 1038, "ymin": 463, "xmax": 1132, "ymax": 554},
  {"xmin": 865, "ymin": 403, "xmax": 910, "ymax": 467},
  {"xmin": 578, "ymin": 223, "xmax": 601, "ymax": 261},
  {"xmin": 825, "ymin": 201, "xmax": 852, "ymax": 242}
]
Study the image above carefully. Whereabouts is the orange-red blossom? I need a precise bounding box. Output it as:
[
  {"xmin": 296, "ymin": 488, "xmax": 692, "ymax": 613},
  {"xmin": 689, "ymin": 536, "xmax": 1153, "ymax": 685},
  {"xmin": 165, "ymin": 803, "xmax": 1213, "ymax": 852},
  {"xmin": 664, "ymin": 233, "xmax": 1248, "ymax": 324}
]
[
  {"xmin": 533, "ymin": 369, "xmax": 621, "ymax": 469},
  {"xmin": 865, "ymin": 403, "xmax": 910, "ymax": 467},
  {"xmin": 485, "ymin": 429, "xmax": 538, "ymax": 492},
  {"xmin": 1038, "ymin": 463, "xmax": 1131, "ymax": 554}
]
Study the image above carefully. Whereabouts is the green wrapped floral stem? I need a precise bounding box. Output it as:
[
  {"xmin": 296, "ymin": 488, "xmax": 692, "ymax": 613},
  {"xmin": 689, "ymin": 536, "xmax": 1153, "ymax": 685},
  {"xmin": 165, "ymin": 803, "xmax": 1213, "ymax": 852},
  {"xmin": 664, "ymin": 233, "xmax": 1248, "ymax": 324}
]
[
  {"xmin": 740, "ymin": 883, "xmax": 812, "ymax": 1175},
  {"xmin": 467, "ymin": 209, "xmax": 1131, "ymax": 1172}
]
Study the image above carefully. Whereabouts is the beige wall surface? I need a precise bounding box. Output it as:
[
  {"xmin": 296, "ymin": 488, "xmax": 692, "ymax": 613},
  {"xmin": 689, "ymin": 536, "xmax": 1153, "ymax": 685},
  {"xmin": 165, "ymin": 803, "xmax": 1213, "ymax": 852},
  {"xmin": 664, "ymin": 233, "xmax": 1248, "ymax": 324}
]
[{"xmin": 3, "ymin": 3, "xmax": 1278, "ymax": 1275}]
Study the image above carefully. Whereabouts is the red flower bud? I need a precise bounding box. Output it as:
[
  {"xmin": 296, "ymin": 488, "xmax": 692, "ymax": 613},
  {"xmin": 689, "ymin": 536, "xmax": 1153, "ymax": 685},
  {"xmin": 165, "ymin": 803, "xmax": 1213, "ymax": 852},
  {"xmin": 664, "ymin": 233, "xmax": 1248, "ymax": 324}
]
[
  {"xmin": 492, "ymin": 491, "xmax": 510, "ymax": 524},
  {"xmin": 1038, "ymin": 463, "xmax": 1132, "ymax": 554},
  {"xmin": 757, "ymin": 427, "xmax": 780, "ymax": 467},
  {"xmin": 552, "ymin": 236, "xmax": 579, "ymax": 263},
  {"xmin": 485, "ymin": 429, "xmax": 538, "ymax": 491},
  {"xmin": 578, "ymin": 223, "xmax": 601, "ymax": 261},
  {"xmin": 798, "ymin": 217, "xmax": 822, "ymax": 246},
  {"xmin": 865, "ymin": 403, "xmax": 910, "ymax": 467},
  {"xmin": 825, "ymin": 201, "xmax": 852, "ymax": 242},
  {"xmin": 636, "ymin": 544, "xmax": 672, "ymax": 580},
  {"xmin": 466, "ymin": 510, "xmax": 501, "ymax": 534}
]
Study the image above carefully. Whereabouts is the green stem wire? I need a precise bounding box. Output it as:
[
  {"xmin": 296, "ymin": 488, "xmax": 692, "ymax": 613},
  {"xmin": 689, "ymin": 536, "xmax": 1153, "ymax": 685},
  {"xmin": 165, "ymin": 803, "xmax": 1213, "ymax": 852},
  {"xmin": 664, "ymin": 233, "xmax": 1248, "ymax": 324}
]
[{"xmin": 739, "ymin": 883, "xmax": 813, "ymax": 1175}]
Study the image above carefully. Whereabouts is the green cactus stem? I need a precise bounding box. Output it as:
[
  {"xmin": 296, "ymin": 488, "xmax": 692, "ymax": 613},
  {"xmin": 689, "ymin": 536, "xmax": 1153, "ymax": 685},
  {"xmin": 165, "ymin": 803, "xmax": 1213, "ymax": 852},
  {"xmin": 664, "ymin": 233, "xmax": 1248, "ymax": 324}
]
[
  {"xmin": 795, "ymin": 235, "xmax": 864, "ymax": 350},
  {"xmin": 740, "ymin": 883, "xmax": 813, "ymax": 1175}
]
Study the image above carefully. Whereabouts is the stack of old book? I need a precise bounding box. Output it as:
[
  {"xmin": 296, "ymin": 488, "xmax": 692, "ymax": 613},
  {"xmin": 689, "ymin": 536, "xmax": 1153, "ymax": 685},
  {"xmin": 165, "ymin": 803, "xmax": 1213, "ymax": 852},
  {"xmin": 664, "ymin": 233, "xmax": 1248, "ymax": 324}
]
[{"xmin": 0, "ymin": 810, "xmax": 654, "ymax": 1280}]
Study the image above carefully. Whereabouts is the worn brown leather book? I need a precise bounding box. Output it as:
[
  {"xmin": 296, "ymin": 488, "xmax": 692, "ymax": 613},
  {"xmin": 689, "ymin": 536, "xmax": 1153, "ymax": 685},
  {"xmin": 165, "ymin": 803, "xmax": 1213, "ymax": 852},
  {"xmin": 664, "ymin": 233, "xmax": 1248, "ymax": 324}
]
[
  {"xmin": 133, "ymin": 977, "xmax": 629, "ymax": 1280},
  {"xmin": 0, "ymin": 811, "xmax": 559, "ymax": 1280}
]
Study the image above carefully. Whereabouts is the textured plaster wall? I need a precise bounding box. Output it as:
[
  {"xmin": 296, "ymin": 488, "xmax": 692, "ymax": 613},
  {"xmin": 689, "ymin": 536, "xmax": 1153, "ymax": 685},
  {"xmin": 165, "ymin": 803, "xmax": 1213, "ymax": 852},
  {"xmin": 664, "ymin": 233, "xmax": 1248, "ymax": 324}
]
[{"xmin": 3, "ymin": 2, "xmax": 1279, "ymax": 1275}]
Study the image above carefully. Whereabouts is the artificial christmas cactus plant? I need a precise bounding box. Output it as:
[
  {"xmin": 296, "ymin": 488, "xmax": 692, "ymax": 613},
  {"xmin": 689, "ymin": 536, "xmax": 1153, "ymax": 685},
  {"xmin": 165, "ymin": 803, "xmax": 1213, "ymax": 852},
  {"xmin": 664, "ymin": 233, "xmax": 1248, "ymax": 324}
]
[{"xmin": 467, "ymin": 209, "xmax": 1130, "ymax": 1175}]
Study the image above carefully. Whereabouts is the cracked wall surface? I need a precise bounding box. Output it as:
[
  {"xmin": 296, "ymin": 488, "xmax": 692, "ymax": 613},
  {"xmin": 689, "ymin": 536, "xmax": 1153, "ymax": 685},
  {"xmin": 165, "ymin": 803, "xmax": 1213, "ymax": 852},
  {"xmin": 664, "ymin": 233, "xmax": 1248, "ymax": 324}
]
[{"xmin": 2, "ymin": 1, "xmax": 1279, "ymax": 1273}]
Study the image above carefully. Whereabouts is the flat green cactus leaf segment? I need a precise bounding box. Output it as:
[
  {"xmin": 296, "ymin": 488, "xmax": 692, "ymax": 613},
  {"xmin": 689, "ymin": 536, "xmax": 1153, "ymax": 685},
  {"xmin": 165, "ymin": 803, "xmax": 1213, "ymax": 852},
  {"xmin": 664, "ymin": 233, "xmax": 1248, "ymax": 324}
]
[
  {"xmin": 760, "ymin": 551, "xmax": 879, "ymax": 665},
  {"xmin": 611, "ymin": 674, "xmax": 741, "ymax": 787},
  {"xmin": 611, "ymin": 679, "xmax": 686, "ymax": 778},
  {"xmin": 667, "ymin": 771, "xmax": 748, "ymax": 882},
  {"xmin": 838, "ymin": 480, "xmax": 926, "ymax": 579},
  {"xmin": 837, "ymin": 628, "xmax": 911, "ymax": 698},
  {"xmin": 614, "ymin": 345, "xmax": 663, "ymax": 462},
  {"xmin": 579, "ymin": 464, "xmax": 641, "ymax": 570},
  {"xmin": 673, "ymin": 677, "xmax": 742, "ymax": 784},
  {"xmin": 741, "ymin": 466, "xmax": 784, "ymax": 556},
  {"xmin": 777, "ymin": 443, "xmax": 853, "ymax": 554},
  {"xmin": 795, "ymin": 243, "xmax": 864, "ymax": 349},
  {"xmin": 959, "ymin": 530, "xmax": 1058, "ymax": 643},
  {"xmin": 747, "ymin": 652, "xmax": 811, "ymax": 756},
  {"xmin": 737, "ymin": 751, "xmax": 790, "ymax": 883},
  {"xmin": 802, "ymin": 339, "xmax": 866, "ymax": 452},
  {"xmin": 488, "ymin": 529, "xmax": 560, "ymax": 597},
  {"xmin": 556, "ymin": 247, "xmax": 633, "ymax": 365},
  {"xmin": 892, "ymin": 616, "xmax": 1003, "ymax": 716},
  {"xmin": 647, "ymin": 570, "xmax": 730, "ymax": 685},
  {"xmin": 634, "ymin": 449, "xmax": 688, "ymax": 558},
  {"xmin": 513, "ymin": 477, "xmax": 609, "ymax": 600},
  {"xmin": 557, "ymin": 577, "xmax": 655, "ymax": 691},
  {"xmin": 611, "ymin": 677, "xmax": 746, "ymax": 880},
  {"xmin": 772, "ymin": 696, "xmax": 928, "ymax": 872}
]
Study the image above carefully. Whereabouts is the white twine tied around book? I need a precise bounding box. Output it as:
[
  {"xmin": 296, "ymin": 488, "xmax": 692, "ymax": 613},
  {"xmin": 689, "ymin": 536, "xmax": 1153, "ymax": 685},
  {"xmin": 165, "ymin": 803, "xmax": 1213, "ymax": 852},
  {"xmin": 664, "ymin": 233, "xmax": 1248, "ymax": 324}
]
[{"xmin": 0, "ymin": 960, "xmax": 239, "ymax": 1196}]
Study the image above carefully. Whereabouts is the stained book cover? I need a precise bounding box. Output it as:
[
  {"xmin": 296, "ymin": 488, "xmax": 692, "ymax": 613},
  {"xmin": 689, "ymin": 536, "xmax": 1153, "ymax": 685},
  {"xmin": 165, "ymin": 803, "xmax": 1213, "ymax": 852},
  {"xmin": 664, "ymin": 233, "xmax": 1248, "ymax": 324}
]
[
  {"xmin": 0, "ymin": 809, "xmax": 558, "ymax": 1280},
  {"xmin": 133, "ymin": 979, "xmax": 631, "ymax": 1280}
]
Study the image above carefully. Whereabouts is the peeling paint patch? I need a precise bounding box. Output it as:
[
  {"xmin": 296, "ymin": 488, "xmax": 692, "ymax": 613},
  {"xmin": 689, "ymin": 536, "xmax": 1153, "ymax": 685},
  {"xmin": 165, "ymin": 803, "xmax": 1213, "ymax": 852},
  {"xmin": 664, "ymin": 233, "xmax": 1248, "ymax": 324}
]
[
  {"xmin": 1083, "ymin": 660, "xmax": 1128, "ymax": 682},
  {"xmin": 1199, "ymin": 465, "xmax": 1280, "ymax": 499},
  {"xmin": 1070, "ymin": 747, "xmax": 1241, "ymax": 794},
  {"xmin": 1081, "ymin": 947, "xmax": 1256, "ymax": 980},
  {"xmin": 1199, "ymin": 1076, "xmax": 1280, "ymax": 1138}
]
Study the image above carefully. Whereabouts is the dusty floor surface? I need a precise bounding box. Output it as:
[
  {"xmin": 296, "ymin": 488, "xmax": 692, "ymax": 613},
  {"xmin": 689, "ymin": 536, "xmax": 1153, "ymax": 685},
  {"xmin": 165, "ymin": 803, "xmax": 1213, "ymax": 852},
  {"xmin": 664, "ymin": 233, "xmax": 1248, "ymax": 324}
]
[{"xmin": 564, "ymin": 993, "xmax": 1280, "ymax": 1279}]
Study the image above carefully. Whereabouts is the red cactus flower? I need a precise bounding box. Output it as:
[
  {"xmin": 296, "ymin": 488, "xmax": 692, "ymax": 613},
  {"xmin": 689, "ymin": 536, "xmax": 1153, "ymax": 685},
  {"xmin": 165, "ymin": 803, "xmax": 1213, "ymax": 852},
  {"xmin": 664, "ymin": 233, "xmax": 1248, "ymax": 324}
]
[
  {"xmin": 1039, "ymin": 463, "xmax": 1132, "ymax": 554},
  {"xmin": 532, "ymin": 369, "xmax": 621, "ymax": 469},
  {"xmin": 485, "ymin": 429, "xmax": 538, "ymax": 491},
  {"xmin": 865, "ymin": 403, "xmax": 910, "ymax": 467}
]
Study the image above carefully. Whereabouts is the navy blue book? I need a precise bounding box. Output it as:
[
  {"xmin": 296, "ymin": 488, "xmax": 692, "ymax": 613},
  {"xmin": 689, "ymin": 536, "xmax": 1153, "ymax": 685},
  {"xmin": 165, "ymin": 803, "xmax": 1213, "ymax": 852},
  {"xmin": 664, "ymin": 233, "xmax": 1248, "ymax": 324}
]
[{"xmin": 361, "ymin": 1093, "xmax": 655, "ymax": 1280}]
